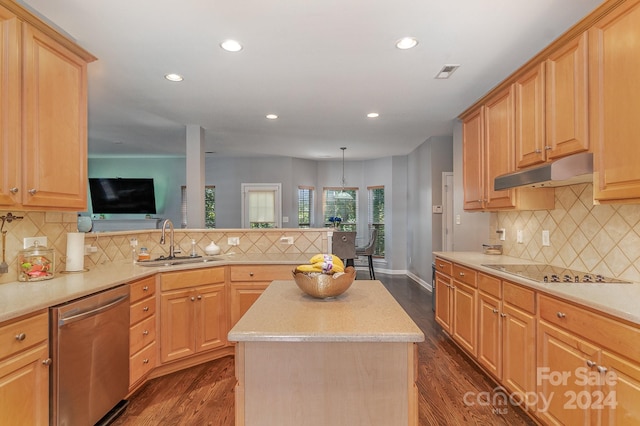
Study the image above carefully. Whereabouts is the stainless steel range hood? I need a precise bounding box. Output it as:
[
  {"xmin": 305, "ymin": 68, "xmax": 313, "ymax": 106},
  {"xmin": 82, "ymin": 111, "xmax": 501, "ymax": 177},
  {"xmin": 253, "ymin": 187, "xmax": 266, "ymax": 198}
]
[{"xmin": 494, "ymin": 152, "xmax": 593, "ymax": 191}]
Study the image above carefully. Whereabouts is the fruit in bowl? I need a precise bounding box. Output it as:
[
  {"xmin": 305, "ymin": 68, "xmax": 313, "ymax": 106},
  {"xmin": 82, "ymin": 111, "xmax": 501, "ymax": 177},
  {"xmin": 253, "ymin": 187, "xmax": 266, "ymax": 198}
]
[{"xmin": 293, "ymin": 254, "xmax": 355, "ymax": 298}]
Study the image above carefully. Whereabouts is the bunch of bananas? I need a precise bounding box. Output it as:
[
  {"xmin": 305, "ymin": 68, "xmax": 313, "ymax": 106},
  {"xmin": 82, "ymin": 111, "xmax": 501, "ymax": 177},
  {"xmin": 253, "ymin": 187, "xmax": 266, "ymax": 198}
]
[{"xmin": 295, "ymin": 254, "xmax": 345, "ymax": 274}]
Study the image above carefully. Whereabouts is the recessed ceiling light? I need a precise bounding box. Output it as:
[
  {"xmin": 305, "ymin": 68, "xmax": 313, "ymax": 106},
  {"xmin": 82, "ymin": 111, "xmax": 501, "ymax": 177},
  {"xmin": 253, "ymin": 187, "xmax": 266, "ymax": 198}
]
[
  {"xmin": 220, "ymin": 39, "xmax": 243, "ymax": 52},
  {"xmin": 395, "ymin": 37, "xmax": 418, "ymax": 50},
  {"xmin": 266, "ymin": 114, "xmax": 278, "ymax": 120},
  {"xmin": 367, "ymin": 112, "xmax": 380, "ymax": 118},
  {"xmin": 164, "ymin": 73, "xmax": 183, "ymax": 82},
  {"xmin": 435, "ymin": 64, "xmax": 460, "ymax": 79}
]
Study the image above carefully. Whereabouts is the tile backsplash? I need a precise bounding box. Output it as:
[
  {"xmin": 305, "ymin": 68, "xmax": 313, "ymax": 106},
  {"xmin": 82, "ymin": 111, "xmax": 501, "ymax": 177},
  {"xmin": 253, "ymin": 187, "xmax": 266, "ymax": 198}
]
[
  {"xmin": 0, "ymin": 211, "xmax": 327, "ymax": 285},
  {"xmin": 492, "ymin": 183, "xmax": 640, "ymax": 282}
]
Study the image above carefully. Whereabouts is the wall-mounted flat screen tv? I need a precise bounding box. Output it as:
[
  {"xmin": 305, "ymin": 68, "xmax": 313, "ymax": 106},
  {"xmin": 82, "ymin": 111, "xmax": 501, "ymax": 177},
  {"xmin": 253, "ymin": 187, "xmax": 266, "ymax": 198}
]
[{"xmin": 89, "ymin": 178, "xmax": 157, "ymax": 214}]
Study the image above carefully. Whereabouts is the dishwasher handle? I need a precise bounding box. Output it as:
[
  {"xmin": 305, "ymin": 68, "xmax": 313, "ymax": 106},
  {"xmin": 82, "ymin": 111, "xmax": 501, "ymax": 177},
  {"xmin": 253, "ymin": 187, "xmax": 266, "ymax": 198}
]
[{"xmin": 58, "ymin": 294, "xmax": 129, "ymax": 327}]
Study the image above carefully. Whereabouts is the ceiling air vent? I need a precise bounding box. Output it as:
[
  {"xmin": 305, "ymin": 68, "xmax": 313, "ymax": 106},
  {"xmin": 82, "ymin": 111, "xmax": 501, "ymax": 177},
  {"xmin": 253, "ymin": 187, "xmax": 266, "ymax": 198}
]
[{"xmin": 435, "ymin": 64, "xmax": 460, "ymax": 79}]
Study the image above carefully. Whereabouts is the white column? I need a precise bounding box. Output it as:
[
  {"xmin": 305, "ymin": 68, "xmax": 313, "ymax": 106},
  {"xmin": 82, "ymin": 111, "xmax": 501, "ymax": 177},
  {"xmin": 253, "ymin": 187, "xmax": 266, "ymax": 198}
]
[{"xmin": 186, "ymin": 125, "xmax": 205, "ymax": 228}]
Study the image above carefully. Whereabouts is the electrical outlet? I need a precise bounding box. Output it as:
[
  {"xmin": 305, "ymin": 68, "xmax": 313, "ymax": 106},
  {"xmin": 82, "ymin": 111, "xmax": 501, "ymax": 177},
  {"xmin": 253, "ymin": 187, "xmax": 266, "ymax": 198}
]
[
  {"xmin": 24, "ymin": 237, "xmax": 47, "ymax": 249},
  {"xmin": 542, "ymin": 230, "xmax": 550, "ymax": 247},
  {"xmin": 498, "ymin": 228, "xmax": 506, "ymax": 241},
  {"xmin": 130, "ymin": 238, "xmax": 138, "ymax": 247},
  {"xmin": 228, "ymin": 236, "xmax": 240, "ymax": 246},
  {"xmin": 517, "ymin": 230, "xmax": 524, "ymax": 244},
  {"xmin": 280, "ymin": 236, "xmax": 294, "ymax": 245}
]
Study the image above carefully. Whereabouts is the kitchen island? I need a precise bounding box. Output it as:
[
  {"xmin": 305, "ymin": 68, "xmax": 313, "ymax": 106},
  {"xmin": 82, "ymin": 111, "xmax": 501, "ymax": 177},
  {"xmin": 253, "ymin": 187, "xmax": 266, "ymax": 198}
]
[{"xmin": 228, "ymin": 279, "xmax": 424, "ymax": 426}]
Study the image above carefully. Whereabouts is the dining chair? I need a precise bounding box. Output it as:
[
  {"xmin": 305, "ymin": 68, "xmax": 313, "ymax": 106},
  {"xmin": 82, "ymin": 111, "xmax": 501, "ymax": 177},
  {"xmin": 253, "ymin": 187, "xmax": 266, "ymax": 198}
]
[{"xmin": 355, "ymin": 229, "xmax": 377, "ymax": 279}]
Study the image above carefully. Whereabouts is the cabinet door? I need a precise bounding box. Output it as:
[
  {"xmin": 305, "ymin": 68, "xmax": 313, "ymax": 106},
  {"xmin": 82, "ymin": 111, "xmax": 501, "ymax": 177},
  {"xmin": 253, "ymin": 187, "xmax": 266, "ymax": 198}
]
[
  {"xmin": 590, "ymin": 0, "xmax": 640, "ymax": 203},
  {"xmin": 546, "ymin": 32, "xmax": 589, "ymax": 160},
  {"xmin": 477, "ymin": 292, "xmax": 501, "ymax": 378},
  {"xmin": 160, "ymin": 289, "xmax": 196, "ymax": 363},
  {"xmin": 515, "ymin": 63, "xmax": 546, "ymax": 168},
  {"xmin": 434, "ymin": 272, "xmax": 452, "ymax": 334},
  {"xmin": 502, "ymin": 302, "xmax": 536, "ymax": 409},
  {"xmin": 22, "ymin": 24, "xmax": 88, "ymax": 209},
  {"xmin": 537, "ymin": 321, "xmax": 600, "ymax": 425},
  {"xmin": 196, "ymin": 284, "xmax": 227, "ymax": 352},
  {"xmin": 230, "ymin": 283, "xmax": 269, "ymax": 328},
  {"xmin": 0, "ymin": 8, "xmax": 20, "ymax": 206},
  {"xmin": 484, "ymin": 87, "xmax": 515, "ymax": 209},
  {"xmin": 0, "ymin": 343, "xmax": 49, "ymax": 426},
  {"xmin": 601, "ymin": 350, "xmax": 640, "ymax": 425},
  {"xmin": 462, "ymin": 107, "xmax": 485, "ymax": 210},
  {"xmin": 452, "ymin": 280, "xmax": 476, "ymax": 356}
]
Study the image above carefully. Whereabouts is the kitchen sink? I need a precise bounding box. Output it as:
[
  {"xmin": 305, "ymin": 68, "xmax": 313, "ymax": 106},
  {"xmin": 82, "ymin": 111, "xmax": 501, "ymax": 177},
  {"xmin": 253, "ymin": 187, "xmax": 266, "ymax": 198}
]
[{"xmin": 136, "ymin": 255, "xmax": 224, "ymax": 267}]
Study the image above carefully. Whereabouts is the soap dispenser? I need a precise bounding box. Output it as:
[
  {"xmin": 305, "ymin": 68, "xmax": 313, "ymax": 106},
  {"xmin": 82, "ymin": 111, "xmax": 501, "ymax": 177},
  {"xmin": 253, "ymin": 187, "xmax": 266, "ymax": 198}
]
[{"xmin": 205, "ymin": 241, "xmax": 220, "ymax": 255}]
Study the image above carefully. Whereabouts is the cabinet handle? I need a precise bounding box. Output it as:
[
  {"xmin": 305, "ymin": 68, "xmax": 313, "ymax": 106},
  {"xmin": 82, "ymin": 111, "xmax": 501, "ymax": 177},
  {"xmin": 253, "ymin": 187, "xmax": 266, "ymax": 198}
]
[
  {"xmin": 143, "ymin": 330, "xmax": 149, "ymax": 336},
  {"xmin": 492, "ymin": 309, "xmax": 499, "ymax": 314},
  {"xmin": 586, "ymin": 360, "xmax": 596, "ymax": 368},
  {"xmin": 28, "ymin": 188, "xmax": 37, "ymax": 195},
  {"xmin": 500, "ymin": 313, "xmax": 507, "ymax": 318},
  {"xmin": 9, "ymin": 187, "xmax": 18, "ymax": 194},
  {"xmin": 143, "ymin": 306, "xmax": 149, "ymax": 312},
  {"xmin": 438, "ymin": 264, "xmax": 444, "ymax": 268},
  {"xmin": 190, "ymin": 296, "xmax": 196, "ymax": 301},
  {"xmin": 249, "ymin": 272, "xmax": 254, "ymax": 277},
  {"xmin": 477, "ymin": 199, "xmax": 483, "ymax": 203},
  {"xmin": 42, "ymin": 358, "xmax": 52, "ymax": 366},
  {"xmin": 143, "ymin": 286, "xmax": 149, "ymax": 291},
  {"xmin": 556, "ymin": 312, "xmax": 566, "ymax": 318},
  {"xmin": 459, "ymin": 272, "xmax": 465, "ymax": 277},
  {"xmin": 545, "ymin": 146, "xmax": 552, "ymax": 151},
  {"xmin": 534, "ymin": 149, "xmax": 542, "ymax": 153},
  {"xmin": 143, "ymin": 359, "xmax": 149, "ymax": 364},
  {"xmin": 197, "ymin": 295, "xmax": 202, "ymax": 300},
  {"xmin": 15, "ymin": 333, "xmax": 26, "ymax": 341},
  {"xmin": 596, "ymin": 365, "xmax": 608, "ymax": 374}
]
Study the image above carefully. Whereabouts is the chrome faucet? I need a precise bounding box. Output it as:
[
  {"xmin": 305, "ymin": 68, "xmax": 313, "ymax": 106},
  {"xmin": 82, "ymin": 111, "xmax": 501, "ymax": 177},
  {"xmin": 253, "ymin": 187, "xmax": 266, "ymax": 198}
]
[{"xmin": 160, "ymin": 219, "xmax": 180, "ymax": 258}]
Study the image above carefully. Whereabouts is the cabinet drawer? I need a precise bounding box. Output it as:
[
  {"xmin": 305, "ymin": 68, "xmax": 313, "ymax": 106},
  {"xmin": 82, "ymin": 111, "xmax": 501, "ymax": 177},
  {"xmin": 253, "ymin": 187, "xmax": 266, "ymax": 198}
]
[
  {"xmin": 539, "ymin": 294, "xmax": 640, "ymax": 361},
  {"xmin": 478, "ymin": 273, "xmax": 501, "ymax": 297},
  {"xmin": 453, "ymin": 264, "xmax": 477, "ymax": 288},
  {"xmin": 130, "ymin": 314, "xmax": 156, "ymax": 355},
  {"xmin": 230, "ymin": 264, "xmax": 293, "ymax": 282},
  {"xmin": 503, "ymin": 281, "xmax": 535, "ymax": 314},
  {"xmin": 0, "ymin": 311, "xmax": 48, "ymax": 360},
  {"xmin": 130, "ymin": 295, "xmax": 156, "ymax": 326},
  {"xmin": 434, "ymin": 258, "xmax": 452, "ymax": 276},
  {"xmin": 130, "ymin": 341, "xmax": 156, "ymax": 387},
  {"xmin": 161, "ymin": 267, "xmax": 225, "ymax": 291},
  {"xmin": 130, "ymin": 276, "xmax": 156, "ymax": 303}
]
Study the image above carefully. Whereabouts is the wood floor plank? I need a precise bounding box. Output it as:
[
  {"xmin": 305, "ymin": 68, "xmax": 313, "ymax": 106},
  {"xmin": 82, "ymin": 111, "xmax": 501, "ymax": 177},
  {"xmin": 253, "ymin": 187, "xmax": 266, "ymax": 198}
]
[{"xmin": 113, "ymin": 273, "xmax": 535, "ymax": 425}]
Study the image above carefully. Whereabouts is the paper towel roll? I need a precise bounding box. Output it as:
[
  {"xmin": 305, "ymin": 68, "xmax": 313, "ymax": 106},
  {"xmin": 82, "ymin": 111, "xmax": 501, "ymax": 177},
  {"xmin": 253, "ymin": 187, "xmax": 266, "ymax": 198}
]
[{"xmin": 66, "ymin": 232, "xmax": 85, "ymax": 272}]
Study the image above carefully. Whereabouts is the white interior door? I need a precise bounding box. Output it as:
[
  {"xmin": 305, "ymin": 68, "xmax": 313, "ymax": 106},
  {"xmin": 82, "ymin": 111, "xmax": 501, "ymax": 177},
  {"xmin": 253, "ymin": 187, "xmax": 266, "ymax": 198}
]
[{"xmin": 241, "ymin": 183, "xmax": 282, "ymax": 228}]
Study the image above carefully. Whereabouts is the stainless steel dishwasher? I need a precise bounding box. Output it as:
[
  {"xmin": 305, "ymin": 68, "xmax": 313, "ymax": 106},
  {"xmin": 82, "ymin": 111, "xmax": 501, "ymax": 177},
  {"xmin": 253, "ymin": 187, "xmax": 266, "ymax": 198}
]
[{"xmin": 50, "ymin": 285, "xmax": 130, "ymax": 425}]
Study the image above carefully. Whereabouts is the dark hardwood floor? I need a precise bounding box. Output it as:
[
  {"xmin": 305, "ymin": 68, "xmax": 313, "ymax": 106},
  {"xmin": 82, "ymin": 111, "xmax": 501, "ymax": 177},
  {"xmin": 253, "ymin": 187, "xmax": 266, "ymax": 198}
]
[{"xmin": 113, "ymin": 272, "xmax": 536, "ymax": 425}]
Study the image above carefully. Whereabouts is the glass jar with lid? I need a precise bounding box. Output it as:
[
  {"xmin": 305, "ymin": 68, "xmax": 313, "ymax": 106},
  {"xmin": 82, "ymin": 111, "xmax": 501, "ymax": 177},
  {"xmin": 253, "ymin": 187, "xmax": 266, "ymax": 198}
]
[
  {"xmin": 137, "ymin": 247, "xmax": 150, "ymax": 261},
  {"xmin": 18, "ymin": 241, "xmax": 55, "ymax": 282}
]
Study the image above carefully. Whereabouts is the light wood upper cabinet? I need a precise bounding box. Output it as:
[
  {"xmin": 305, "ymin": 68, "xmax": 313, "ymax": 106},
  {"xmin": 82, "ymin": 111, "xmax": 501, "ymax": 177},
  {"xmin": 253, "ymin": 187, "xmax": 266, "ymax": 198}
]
[
  {"xmin": 590, "ymin": 0, "xmax": 640, "ymax": 203},
  {"xmin": 0, "ymin": 1, "xmax": 95, "ymax": 211},
  {"xmin": 515, "ymin": 63, "xmax": 546, "ymax": 169},
  {"xmin": 546, "ymin": 32, "xmax": 589, "ymax": 161},
  {"xmin": 462, "ymin": 107, "xmax": 485, "ymax": 211}
]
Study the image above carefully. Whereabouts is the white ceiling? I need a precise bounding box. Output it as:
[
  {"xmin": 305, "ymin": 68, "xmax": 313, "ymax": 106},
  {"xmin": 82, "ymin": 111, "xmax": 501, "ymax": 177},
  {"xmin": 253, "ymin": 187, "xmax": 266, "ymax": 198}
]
[{"xmin": 20, "ymin": 0, "xmax": 603, "ymax": 160}]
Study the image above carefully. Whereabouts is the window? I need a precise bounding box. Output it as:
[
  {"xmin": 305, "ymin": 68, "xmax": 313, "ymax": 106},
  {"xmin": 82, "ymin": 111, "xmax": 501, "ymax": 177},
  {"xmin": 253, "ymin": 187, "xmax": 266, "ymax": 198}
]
[
  {"xmin": 323, "ymin": 187, "xmax": 358, "ymax": 231},
  {"xmin": 241, "ymin": 183, "xmax": 282, "ymax": 228},
  {"xmin": 368, "ymin": 186, "xmax": 385, "ymax": 257},
  {"xmin": 181, "ymin": 186, "xmax": 216, "ymax": 228},
  {"xmin": 298, "ymin": 186, "xmax": 314, "ymax": 228}
]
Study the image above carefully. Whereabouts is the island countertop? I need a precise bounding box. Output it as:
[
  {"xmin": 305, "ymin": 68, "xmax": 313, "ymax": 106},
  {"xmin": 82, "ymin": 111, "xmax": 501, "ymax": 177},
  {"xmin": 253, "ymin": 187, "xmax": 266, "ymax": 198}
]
[{"xmin": 228, "ymin": 280, "xmax": 425, "ymax": 343}]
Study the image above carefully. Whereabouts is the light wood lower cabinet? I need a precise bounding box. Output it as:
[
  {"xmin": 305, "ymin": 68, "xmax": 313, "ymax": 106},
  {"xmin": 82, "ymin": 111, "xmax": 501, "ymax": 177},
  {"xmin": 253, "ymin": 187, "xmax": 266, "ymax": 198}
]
[
  {"xmin": 229, "ymin": 264, "xmax": 293, "ymax": 327},
  {"xmin": 129, "ymin": 276, "xmax": 157, "ymax": 389},
  {"xmin": 0, "ymin": 310, "xmax": 49, "ymax": 425},
  {"xmin": 160, "ymin": 267, "xmax": 227, "ymax": 363},
  {"xmin": 434, "ymin": 271, "xmax": 453, "ymax": 334}
]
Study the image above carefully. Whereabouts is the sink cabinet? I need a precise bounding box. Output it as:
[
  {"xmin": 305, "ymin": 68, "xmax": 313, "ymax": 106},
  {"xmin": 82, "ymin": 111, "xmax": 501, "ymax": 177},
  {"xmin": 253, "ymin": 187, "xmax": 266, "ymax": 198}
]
[
  {"xmin": 160, "ymin": 267, "xmax": 227, "ymax": 363},
  {"xmin": 0, "ymin": 2, "xmax": 95, "ymax": 210},
  {"xmin": 0, "ymin": 310, "xmax": 49, "ymax": 425}
]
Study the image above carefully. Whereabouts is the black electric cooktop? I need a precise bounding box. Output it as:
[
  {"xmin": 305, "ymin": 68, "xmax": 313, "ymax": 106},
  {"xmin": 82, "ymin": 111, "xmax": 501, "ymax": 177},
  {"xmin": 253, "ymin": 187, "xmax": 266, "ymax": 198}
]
[{"xmin": 482, "ymin": 264, "xmax": 631, "ymax": 284}]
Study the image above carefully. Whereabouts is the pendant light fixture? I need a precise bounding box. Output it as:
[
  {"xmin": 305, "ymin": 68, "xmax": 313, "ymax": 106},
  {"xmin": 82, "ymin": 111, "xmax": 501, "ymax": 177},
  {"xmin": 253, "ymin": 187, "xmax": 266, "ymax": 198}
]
[{"xmin": 336, "ymin": 147, "xmax": 353, "ymax": 200}]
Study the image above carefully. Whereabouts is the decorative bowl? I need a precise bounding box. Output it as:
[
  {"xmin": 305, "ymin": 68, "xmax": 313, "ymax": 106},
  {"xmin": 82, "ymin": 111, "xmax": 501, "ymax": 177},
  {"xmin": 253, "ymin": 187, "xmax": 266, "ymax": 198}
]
[{"xmin": 292, "ymin": 266, "xmax": 356, "ymax": 299}]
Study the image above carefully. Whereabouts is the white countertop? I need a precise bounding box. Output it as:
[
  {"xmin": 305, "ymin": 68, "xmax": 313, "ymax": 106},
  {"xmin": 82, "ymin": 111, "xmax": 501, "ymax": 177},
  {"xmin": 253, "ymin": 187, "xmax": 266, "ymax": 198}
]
[
  {"xmin": 228, "ymin": 280, "xmax": 425, "ymax": 343},
  {"xmin": 0, "ymin": 253, "xmax": 314, "ymax": 322},
  {"xmin": 434, "ymin": 251, "xmax": 640, "ymax": 326}
]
